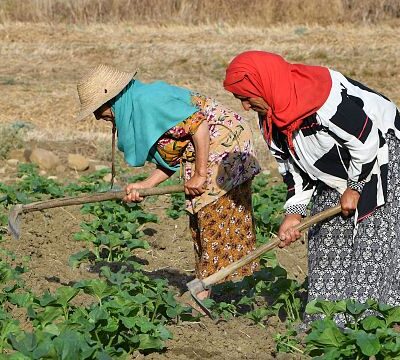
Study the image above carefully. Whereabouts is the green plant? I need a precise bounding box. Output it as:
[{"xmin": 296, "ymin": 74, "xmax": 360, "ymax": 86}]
[
  {"xmin": 252, "ymin": 174, "xmax": 286, "ymax": 241},
  {"xmin": 0, "ymin": 165, "xmax": 197, "ymax": 357},
  {"xmin": 72, "ymin": 200, "xmax": 156, "ymax": 264},
  {"xmin": 0, "ymin": 122, "xmax": 28, "ymax": 160},
  {"xmin": 303, "ymin": 299, "xmax": 400, "ymax": 359},
  {"xmin": 204, "ymin": 265, "xmax": 305, "ymax": 325},
  {"xmin": 165, "ymin": 192, "xmax": 186, "ymax": 219}
]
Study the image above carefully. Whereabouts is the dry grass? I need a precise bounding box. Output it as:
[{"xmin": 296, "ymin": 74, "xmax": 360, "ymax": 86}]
[
  {"xmin": 0, "ymin": 21, "xmax": 399, "ymax": 169},
  {"xmin": 0, "ymin": 123, "xmax": 25, "ymax": 159},
  {"xmin": 0, "ymin": 0, "xmax": 400, "ymax": 25},
  {"xmin": 1, "ymin": 22, "xmax": 399, "ymax": 137}
]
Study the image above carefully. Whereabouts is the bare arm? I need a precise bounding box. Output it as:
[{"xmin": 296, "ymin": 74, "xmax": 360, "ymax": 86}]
[
  {"xmin": 185, "ymin": 121, "xmax": 210, "ymax": 196},
  {"xmin": 123, "ymin": 166, "xmax": 174, "ymax": 202}
]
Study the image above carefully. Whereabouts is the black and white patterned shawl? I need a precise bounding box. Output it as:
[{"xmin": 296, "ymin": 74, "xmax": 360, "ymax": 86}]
[{"xmin": 265, "ymin": 69, "xmax": 400, "ymax": 222}]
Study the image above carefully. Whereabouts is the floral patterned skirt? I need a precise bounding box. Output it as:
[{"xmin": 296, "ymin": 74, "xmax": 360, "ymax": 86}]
[
  {"xmin": 189, "ymin": 180, "xmax": 259, "ymax": 280},
  {"xmin": 307, "ymin": 131, "xmax": 400, "ymax": 306}
]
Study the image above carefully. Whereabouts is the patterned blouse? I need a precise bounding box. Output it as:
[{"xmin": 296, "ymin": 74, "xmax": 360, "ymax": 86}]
[
  {"xmin": 268, "ymin": 69, "xmax": 400, "ymax": 222},
  {"xmin": 157, "ymin": 94, "xmax": 261, "ymax": 214}
]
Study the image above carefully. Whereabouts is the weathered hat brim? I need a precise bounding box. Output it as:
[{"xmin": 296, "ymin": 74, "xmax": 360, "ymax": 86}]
[{"xmin": 76, "ymin": 70, "xmax": 136, "ymax": 121}]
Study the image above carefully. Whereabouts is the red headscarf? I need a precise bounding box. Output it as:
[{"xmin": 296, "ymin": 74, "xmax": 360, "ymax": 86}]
[{"xmin": 223, "ymin": 51, "xmax": 332, "ymax": 151}]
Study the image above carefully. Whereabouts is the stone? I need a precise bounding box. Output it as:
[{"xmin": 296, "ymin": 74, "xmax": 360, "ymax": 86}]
[
  {"xmin": 94, "ymin": 164, "xmax": 109, "ymax": 171},
  {"xmin": 8, "ymin": 149, "xmax": 27, "ymax": 162},
  {"xmin": 47, "ymin": 176, "xmax": 58, "ymax": 180},
  {"xmin": 39, "ymin": 170, "xmax": 47, "ymax": 176},
  {"xmin": 0, "ymin": 168, "xmax": 5, "ymax": 175},
  {"xmin": 30, "ymin": 148, "xmax": 60, "ymax": 170},
  {"xmin": 68, "ymin": 154, "xmax": 90, "ymax": 171},
  {"xmin": 103, "ymin": 173, "xmax": 113, "ymax": 183},
  {"xmin": 6, "ymin": 159, "xmax": 19, "ymax": 166}
]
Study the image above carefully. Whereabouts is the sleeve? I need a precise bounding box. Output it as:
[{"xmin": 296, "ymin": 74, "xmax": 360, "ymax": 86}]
[
  {"xmin": 269, "ymin": 140, "xmax": 316, "ymax": 217},
  {"xmin": 319, "ymin": 92, "xmax": 380, "ymax": 191},
  {"xmin": 165, "ymin": 111, "xmax": 205, "ymax": 138}
]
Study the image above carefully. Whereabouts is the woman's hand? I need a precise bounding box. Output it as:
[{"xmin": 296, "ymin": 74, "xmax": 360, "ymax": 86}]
[
  {"xmin": 340, "ymin": 188, "xmax": 360, "ymax": 217},
  {"xmin": 278, "ymin": 214, "xmax": 302, "ymax": 248},
  {"xmin": 122, "ymin": 167, "xmax": 173, "ymax": 203},
  {"xmin": 185, "ymin": 174, "xmax": 207, "ymax": 196},
  {"xmin": 123, "ymin": 182, "xmax": 148, "ymax": 203}
]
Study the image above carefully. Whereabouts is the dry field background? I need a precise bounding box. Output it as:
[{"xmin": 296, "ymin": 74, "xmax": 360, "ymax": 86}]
[
  {"xmin": 1, "ymin": 0, "xmax": 400, "ymax": 145},
  {"xmin": 1, "ymin": 0, "xmax": 400, "ymax": 24},
  {"xmin": 1, "ymin": 21, "xmax": 399, "ymax": 146}
]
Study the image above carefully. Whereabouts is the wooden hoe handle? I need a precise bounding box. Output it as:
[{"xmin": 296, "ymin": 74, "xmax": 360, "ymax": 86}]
[
  {"xmin": 20, "ymin": 184, "xmax": 185, "ymax": 213},
  {"xmin": 200, "ymin": 204, "xmax": 342, "ymax": 288}
]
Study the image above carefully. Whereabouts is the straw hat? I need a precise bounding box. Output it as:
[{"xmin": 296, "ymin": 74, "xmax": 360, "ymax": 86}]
[{"xmin": 76, "ymin": 64, "xmax": 136, "ymax": 121}]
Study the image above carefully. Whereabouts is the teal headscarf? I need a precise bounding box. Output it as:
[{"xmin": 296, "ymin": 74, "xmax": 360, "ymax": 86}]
[{"xmin": 111, "ymin": 80, "xmax": 198, "ymax": 171}]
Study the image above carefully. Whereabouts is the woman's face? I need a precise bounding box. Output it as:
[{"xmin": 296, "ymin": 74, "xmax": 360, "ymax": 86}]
[
  {"xmin": 94, "ymin": 103, "xmax": 114, "ymax": 123},
  {"xmin": 234, "ymin": 95, "xmax": 269, "ymax": 116}
]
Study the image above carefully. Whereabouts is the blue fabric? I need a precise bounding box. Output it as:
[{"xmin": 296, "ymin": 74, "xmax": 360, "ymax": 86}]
[{"xmin": 111, "ymin": 80, "xmax": 198, "ymax": 171}]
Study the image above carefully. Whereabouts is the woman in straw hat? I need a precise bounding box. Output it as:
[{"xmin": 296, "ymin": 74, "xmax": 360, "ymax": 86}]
[
  {"xmin": 223, "ymin": 50, "xmax": 400, "ymax": 320},
  {"xmin": 77, "ymin": 64, "xmax": 261, "ymax": 301}
]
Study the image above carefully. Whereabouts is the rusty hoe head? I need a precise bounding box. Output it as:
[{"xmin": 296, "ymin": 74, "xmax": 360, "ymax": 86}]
[
  {"xmin": 8, "ymin": 204, "xmax": 23, "ymax": 240},
  {"xmin": 186, "ymin": 278, "xmax": 214, "ymax": 318}
]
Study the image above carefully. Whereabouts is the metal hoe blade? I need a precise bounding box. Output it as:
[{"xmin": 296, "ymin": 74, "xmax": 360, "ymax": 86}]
[{"xmin": 8, "ymin": 204, "xmax": 23, "ymax": 240}]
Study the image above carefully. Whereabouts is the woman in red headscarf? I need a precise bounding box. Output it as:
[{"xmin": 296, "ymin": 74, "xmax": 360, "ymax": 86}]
[{"xmin": 224, "ymin": 51, "xmax": 400, "ymax": 317}]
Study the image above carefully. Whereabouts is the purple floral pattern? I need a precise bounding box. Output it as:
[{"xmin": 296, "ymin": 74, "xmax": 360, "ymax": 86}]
[{"xmin": 157, "ymin": 94, "xmax": 260, "ymax": 214}]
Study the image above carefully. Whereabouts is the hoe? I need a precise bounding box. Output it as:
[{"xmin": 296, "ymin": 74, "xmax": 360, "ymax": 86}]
[
  {"xmin": 186, "ymin": 204, "xmax": 342, "ymax": 317},
  {"xmin": 8, "ymin": 184, "xmax": 184, "ymax": 240},
  {"xmin": 7, "ymin": 185, "xmax": 341, "ymax": 317}
]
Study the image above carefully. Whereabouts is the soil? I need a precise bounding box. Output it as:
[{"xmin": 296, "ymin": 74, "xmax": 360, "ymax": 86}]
[{"xmin": 1, "ymin": 140, "xmax": 308, "ymax": 360}]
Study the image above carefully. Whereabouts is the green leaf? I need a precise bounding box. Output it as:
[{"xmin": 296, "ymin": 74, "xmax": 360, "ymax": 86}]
[
  {"xmin": 96, "ymin": 352, "xmax": 113, "ymax": 360},
  {"xmin": 126, "ymin": 238, "xmax": 150, "ymax": 250},
  {"xmin": 383, "ymin": 337, "xmax": 400, "ymax": 353},
  {"xmin": 89, "ymin": 307, "xmax": 109, "ymax": 322},
  {"xmin": 7, "ymin": 292, "xmax": 33, "ymax": 307},
  {"xmin": 39, "ymin": 291, "xmax": 56, "ymax": 306},
  {"xmin": 166, "ymin": 305, "xmax": 183, "ymax": 318},
  {"xmin": 31, "ymin": 333, "xmax": 55, "ymax": 359},
  {"xmin": 33, "ymin": 306, "xmax": 64, "ymax": 327},
  {"xmin": 306, "ymin": 300, "xmax": 346, "ymax": 317},
  {"xmin": 53, "ymin": 330, "xmax": 92, "ymax": 360},
  {"xmin": 246, "ymin": 308, "xmax": 271, "ymax": 324},
  {"xmin": 385, "ymin": 307, "xmax": 400, "ymax": 326},
  {"xmin": 156, "ymin": 324, "xmax": 172, "ymax": 341},
  {"xmin": 306, "ymin": 320, "xmax": 347, "ymax": 348},
  {"xmin": 137, "ymin": 334, "xmax": 164, "ymax": 350},
  {"xmin": 162, "ymin": 292, "xmax": 178, "ymax": 307},
  {"xmin": 346, "ymin": 300, "xmax": 370, "ymax": 315},
  {"xmin": 103, "ymin": 317, "xmax": 119, "ymax": 332},
  {"xmin": 9, "ymin": 333, "xmax": 37, "ymax": 355},
  {"xmin": 1, "ymin": 353, "xmax": 31, "ymax": 360},
  {"xmin": 131, "ymin": 293, "xmax": 149, "ymax": 305},
  {"xmin": 73, "ymin": 232, "xmax": 96, "ymax": 242},
  {"xmin": 121, "ymin": 316, "xmax": 136, "ymax": 329},
  {"xmin": 42, "ymin": 323, "xmax": 60, "ymax": 336},
  {"xmin": 74, "ymin": 279, "xmax": 115, "ymax": 300},
  {"xmin": 355, "ymin": 330, "xmax": 380, "ymax": 356},
  {"xmin": 135, "ymin": 317, "xmax": 156, "ymax": 333},
  {"xmin": 55, "ymin": 287, "xmax": 79, "ymax": 307},
  {"xmin": 68, "ymin": 250, "xmax": 91, "ymax": 268},
  {"xmin": 361, "ymin": 315, "xmax": 386, "ymax": 331}
]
